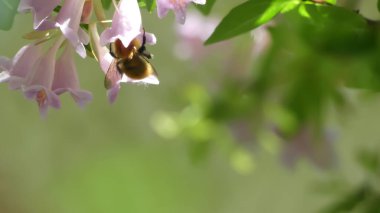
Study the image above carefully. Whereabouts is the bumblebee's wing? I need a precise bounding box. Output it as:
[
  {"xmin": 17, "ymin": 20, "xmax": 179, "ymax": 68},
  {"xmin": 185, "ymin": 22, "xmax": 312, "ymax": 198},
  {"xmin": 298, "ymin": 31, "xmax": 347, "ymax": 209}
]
[
  {"xmin": 140, "ymin": 55, "xmax": 158, "ymax": 78},
  {"xmin": 104, "ymin": 59, "xmax": 122, "ymax": 89}
]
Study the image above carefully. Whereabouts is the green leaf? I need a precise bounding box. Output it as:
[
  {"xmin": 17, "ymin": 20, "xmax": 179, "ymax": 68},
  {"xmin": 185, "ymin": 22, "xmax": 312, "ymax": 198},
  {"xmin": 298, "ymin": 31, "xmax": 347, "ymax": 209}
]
[
  {"xmin": 138, "ymin": 0, "xmax": 146, "ymax": 7},
  {"xmin": 325, "ymin": 0, "xmax": 336, "ymax": 4},
  {"xmin": 101, "ymin": 0, "xmax": 112, "ymax": 10},
  {"xmin": 0, "ymin": 0, "xmax": 20, "ymax": 30},
  {"xmin": 195, "ymin": 0, "xmax": 216, "ymax": 15},
  {"xmin": 378, "ymin": 0, "xmax": 380, "ymax": 13},
  {"xmin": 205, "ymin": 0, "xmax": 300, "ymax": 45},
  {"xmin": 145, "ymin": 0, "xmax": 156, "ymax": 12},
  {"xmin": 299, "ymin": 4, "xmax": 373, "ymax": 55},
  {"xmin": 356, "ymin": 149, "xmax": 380, "ymax": 174},
  {"xmin": 138, "ymin": 0, "xmax": 156, "ymax": 12},
  {"xmin": 322, "ymin": 185, "xmax": 371, "ymax": 213}
]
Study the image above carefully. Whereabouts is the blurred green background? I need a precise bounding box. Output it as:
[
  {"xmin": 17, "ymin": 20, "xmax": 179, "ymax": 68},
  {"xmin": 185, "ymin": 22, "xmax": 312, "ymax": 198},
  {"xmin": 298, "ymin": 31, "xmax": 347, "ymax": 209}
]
[{"xmin": 1, "ymin": 1, "xmax": 380, "ymax": 212}]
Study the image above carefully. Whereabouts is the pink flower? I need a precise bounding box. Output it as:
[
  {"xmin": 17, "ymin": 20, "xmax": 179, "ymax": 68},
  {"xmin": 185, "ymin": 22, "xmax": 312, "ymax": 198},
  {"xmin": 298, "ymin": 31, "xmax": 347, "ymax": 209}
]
[
  {"xmin": 0, "ymin": 43, "xmax": 43, "ymax": 90},
  {"xmin": 81, "ymin": 0, "xmax": 93, "ymax": 24},
  {"xmin": 157, "ymin": 0, "xmax": 206, "ymax": 24},
  {"xmin": 18, "ymin": 0, "xmax": 60, "ymax": 29},
  {"xmin": 53, "ymin": 45, "xmax": 93, "ymax": 107},
  {"xmin": 95, "ymin": 0, "xmax": 159, "ymax": 103},
  {"xmin": 100, "ymin": 0, "xmax": 156, "ymax": 48},
  {"xmin": 55, "ymin": 0, "xmax": 89, "ymax": 58},
  {"xmin": 22, "ymin": 37, "xmax": 65, "ymax": 116},
  {"xmin": 90, "ymin": 23, "xmax": 121, "ymax": 103},
  {"xmin": 19, "ymin": 0, "xmax": 90, "ymax": 58},
  {"xmin": 93, "ymin": 22, "xmax": 159, "ymax": 103},
  {"xmin": 280, "ymin": 126, "xmax": 336, "ymax": 169},
  {"xmin": 251, "ymin": 24, "xmax": 272, "ymax": 60}
]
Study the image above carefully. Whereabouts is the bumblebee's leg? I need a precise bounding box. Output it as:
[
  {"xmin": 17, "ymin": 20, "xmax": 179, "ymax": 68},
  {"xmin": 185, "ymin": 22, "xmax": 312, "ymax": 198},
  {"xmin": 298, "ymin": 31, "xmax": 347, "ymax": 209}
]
[
  {"xmin": 109, "ymin": 43, "xmax": 117, "ymax": 58},
  {"xmin": 116, "ymin": 60, "xmax": 124, "ymax": 74}
]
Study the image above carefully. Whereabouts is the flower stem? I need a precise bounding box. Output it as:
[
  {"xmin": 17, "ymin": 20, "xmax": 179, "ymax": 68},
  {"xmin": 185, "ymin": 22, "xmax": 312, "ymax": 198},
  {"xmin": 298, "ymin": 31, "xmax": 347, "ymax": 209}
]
[{"xmin": 93, "ymin": 0, "xmax": 108, "ymax": 29}]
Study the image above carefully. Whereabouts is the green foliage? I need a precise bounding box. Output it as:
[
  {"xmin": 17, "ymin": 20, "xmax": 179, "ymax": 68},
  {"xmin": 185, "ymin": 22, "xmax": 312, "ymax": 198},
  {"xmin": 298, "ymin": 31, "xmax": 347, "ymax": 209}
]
[
  {"xmin": 138, "ymin": 0, "xmax": 156, "ymax": 13},
  {"xmin": 0, "ymin": 0, "xmax": 20, "ymax": 30},
  {"xmin": 322, "ymin": 185, "xmax": 372, "ymax": 213},
  {"xmin": 299, "ymin": 4, "xmax": 373, "ymax": 55},
  {"xmin": 357, "ymin": 149, "xmax": 380, "ymax": 175},
  {"xmin": 101, "ymin": 0, "xmax": 112, "ymax": 10},
  {"xmin": 205, "ymin": 0, "xmax": 301, "ymax": 45}
]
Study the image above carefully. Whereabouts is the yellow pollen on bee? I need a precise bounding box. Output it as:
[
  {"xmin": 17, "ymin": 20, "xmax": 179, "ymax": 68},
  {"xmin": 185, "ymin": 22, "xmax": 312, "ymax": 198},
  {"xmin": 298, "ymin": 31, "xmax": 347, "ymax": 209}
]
[{"xmin": 36, "ymin": 90, "xmax": 47, "ymax": 107}]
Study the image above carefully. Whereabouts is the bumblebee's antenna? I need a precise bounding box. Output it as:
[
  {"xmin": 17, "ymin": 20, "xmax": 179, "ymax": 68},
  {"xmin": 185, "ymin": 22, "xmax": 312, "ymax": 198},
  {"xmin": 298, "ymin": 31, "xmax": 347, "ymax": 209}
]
[{"xmin": 138, "ymin": 27, "xmax": 152, "ymax": 59}]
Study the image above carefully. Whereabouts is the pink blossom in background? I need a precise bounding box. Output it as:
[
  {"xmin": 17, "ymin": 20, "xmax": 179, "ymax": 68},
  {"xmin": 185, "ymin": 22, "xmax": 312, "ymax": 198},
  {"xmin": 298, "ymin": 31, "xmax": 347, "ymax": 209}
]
[
  {"xmin": 157, "ymin": 0, "xmax": 206, "ymax": 24},
  {"xmin": 174, "ymin": 11, "xmax": 218, "ymax": 61},
  {"xmin": 251, "ymin": 25, "xmax": 272, "ymax": 60},
  {"xmin": 281, "ymin": 126, "xmax": 337, "ymax": 169}
]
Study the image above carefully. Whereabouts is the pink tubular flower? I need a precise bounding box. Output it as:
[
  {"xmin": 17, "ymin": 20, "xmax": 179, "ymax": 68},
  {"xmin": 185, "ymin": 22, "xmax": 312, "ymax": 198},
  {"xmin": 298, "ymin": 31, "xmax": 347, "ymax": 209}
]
[
  {"xmin": 90, "ymin": 23, "xmax": 120, "ymax": 103},
  {"xmin": 56, "ymin": 0, "xmax": 89, "ymax": 58},
  {"xmin": 95, "ymin": 0, "xmax": 159, "ymax": 103},
  {"xmin": 100, "ymin": 0, "xmax": 156, "ymax": 47},
  {"xmin": 157, "ymin": 0, "xmax": 206, "ymax": 24},
  {"xmin": 18, "ymin": 0, "xmax": 60, "ymax": 29},
  {"xmin": 22, "ymin": 37, "xmax": 65, "ymax": 116},
  {"xmin": 53, "ymin": 44, "xmax": 93, "ymax": 107},
  {"xmin": 0, "ymin": 44, "xmax": 43, "ymax": 90},
  {"xmin": 100, "ymin": 0, "xmax": 141, "ymax": 47},
  {"xmin": 18, "ymin": 0, "xmax": 90, "ymax": 58}
]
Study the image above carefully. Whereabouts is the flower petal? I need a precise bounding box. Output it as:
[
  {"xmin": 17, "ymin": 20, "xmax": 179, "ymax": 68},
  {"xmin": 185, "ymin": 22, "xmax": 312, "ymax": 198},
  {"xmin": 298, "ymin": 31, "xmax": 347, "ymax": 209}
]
[
  {"xmin": 23, "ymin": 85, "xmax": 61, "ymax": 116},
  {"xmin": 56, "ymin": 0, "xmax": 87, "ymax": 58},
  {"xmin": 52, "ymin": 45, "xmax": 93, "ymax": 106},
  {"xmin": 120, "ymin": 73, "xmax": 160, "ymax": 85},
  {"xmin": 0, "ymin": 71, "xmax": 10, "ymax": 83},
  {"xmin": 0, "ymin": 56, "xmax": 12, "ymax": 71},
  {"xmin": 192, "ymin": 0, "xmax": 206, "ymax": 4},
  {"xmin": 107, "ymin": 84, "xmax": 121, "ymax": 104},
  {"xmin": 100, "ymin": 0, "xmax": 142, "ymax": 47},
  {"xmin": 157, "ymin": 0, "xmax": 205, "ymax": 24},
  {"xmin": 18, "ymin": 0, "xmax": 60, "ymax": 29},
  {"xmin": 52, "ymin": 45, "xmax": 80, "ymax": 91},
  {"xmin": 68, "ymin": 89, "xmax": 93, "ymax": 107},
  {"xmin": 89, "ymin": 23, "xmax": 113, "ymax": 74},
  {"xmin": 11, "ymin": 44, "xmax": 43, "ymax": 78}
]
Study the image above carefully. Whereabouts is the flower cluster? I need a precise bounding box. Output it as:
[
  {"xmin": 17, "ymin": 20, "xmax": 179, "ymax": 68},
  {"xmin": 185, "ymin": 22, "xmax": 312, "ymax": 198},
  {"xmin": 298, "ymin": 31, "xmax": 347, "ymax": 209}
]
[{"xmin": 0, "ymin": 0, "xmax": 205, "ymax": 116}]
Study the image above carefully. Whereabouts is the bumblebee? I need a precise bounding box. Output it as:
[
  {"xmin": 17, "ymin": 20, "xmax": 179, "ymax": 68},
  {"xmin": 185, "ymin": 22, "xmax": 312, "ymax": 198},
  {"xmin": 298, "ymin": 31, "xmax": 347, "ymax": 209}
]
[{"xmin": 104, "ymin": 30, "xmax": 158, "ymax": 89}]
